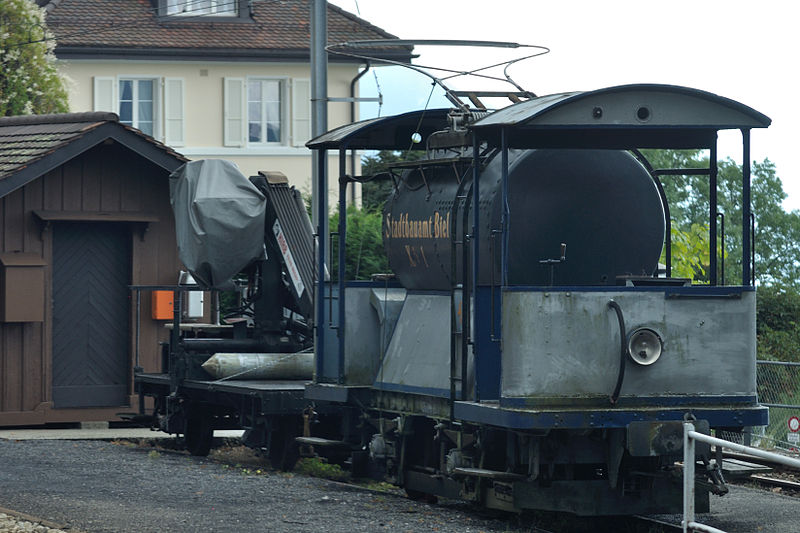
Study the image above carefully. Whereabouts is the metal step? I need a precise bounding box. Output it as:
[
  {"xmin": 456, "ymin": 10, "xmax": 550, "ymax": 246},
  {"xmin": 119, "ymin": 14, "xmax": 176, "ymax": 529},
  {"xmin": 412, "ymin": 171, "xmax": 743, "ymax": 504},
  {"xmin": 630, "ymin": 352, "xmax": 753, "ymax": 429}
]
[
  {"xmin": 719, "ymin": 458, "xmax": 773, "ymax": 478},
  {"xmin": 295, "ymin": 436, "xmax": 351, "ymax": 448},
  {"xmin": 451, "ymin": 467, "xmax": 526, "ymax": 480}
]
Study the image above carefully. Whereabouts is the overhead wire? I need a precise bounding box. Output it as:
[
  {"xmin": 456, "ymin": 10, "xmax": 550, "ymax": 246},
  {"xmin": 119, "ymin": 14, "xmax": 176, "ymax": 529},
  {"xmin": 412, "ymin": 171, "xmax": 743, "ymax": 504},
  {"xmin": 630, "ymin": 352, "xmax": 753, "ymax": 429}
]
[{"xmin": 351, "ymin": 0, "xmax": 383, "ymax": 117}]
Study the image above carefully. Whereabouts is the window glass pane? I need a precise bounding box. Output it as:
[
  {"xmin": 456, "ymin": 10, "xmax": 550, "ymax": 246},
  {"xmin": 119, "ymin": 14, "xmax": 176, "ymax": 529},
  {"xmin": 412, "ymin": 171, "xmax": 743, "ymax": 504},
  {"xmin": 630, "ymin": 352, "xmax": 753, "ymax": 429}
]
[
  {"xmin": 248, "ymin": 81, "xmax": 260, "ymax": 102},
  {"xmin": 138, "ymin": 80, "xmax": 153, "ymax": 101},
  {"xmin": 266, "ymin": 102, "xmax": 279, "ymax": 121},
  {"xmin": 248, "ymin": 102, "xmax": 260, "ymax": 122},
  {"xmin": 248, "ymin": 122, "xmax": 261, "ymax": 143},
  {"xmin": 138, "ymin": 101, "xmax": 153, "ymax": 122},
  {"xmin": 214, "ymin": 0, "xmax": 235, "ymax": 13},
  {"xmin": 139, "ymin": 121, "xmax": 154, "ymax": 136},
  {"xmin": 267, "ymin": 122, "xmax": 280, "ymax": 143},
  {"xmin": 264, "ymin": 81, "xmax": 280, "ymax": 103},
  {"xmin": 119, "ymin": 101, "xmax": 132, "ymax": 123},
  {"xmin": 119, "ymin": 80, "xmax": 133, "ymax": 101},
  {"xmin": 196, "ymin": 0, "xmax": 211, "ymax": 14}
]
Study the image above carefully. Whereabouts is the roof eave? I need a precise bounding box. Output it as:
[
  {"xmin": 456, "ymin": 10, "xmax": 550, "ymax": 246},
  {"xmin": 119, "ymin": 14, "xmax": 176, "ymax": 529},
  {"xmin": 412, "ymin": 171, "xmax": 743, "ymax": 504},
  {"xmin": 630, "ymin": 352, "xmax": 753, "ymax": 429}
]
[{"xmin": 55, "ymin": 45, "xmax": 414, "ymax": 64}]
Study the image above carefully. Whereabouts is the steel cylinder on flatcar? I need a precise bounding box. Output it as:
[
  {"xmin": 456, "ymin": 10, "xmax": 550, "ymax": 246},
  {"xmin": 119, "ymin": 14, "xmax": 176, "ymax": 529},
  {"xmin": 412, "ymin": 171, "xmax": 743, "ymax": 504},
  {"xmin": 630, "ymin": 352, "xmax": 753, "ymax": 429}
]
[{"xmin": 383, "ymin": 149, "xmax": 666, "ymax": 290}]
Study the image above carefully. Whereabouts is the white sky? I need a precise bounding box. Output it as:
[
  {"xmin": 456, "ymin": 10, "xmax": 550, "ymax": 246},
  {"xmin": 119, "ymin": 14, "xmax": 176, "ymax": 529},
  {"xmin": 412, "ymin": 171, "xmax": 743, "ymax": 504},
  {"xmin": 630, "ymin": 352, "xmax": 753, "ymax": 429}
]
[{"xmin": 329, "ymin": 0, "xmax": 800, "ymax": 210}]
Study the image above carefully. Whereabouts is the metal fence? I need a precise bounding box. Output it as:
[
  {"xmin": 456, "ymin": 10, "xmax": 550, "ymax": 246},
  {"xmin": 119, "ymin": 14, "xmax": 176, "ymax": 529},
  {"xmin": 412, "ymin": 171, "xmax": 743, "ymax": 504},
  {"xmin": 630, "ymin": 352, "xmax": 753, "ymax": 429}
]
[
  {"xmin": 683, "ymin": 422, "xmax": 800, "ymax": 533},
  {"xmin": 754, "ymin": 360, "xmax": 800, "ymax": 450}
]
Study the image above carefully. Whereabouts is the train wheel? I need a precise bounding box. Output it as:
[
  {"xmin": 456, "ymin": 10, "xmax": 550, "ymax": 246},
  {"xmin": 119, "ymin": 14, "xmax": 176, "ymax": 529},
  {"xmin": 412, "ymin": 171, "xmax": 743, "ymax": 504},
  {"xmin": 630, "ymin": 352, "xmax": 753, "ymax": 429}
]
[
  {"xmin": 404, "ymin": 487, "xmax": 438, "ymax": 504},
  {"xmin": 184, "ymin": 412, "xmax": 213, "ymax": 456},
  {"xmin": 269, "ymin": 417, "xmax": 300, "ymax": 471}
]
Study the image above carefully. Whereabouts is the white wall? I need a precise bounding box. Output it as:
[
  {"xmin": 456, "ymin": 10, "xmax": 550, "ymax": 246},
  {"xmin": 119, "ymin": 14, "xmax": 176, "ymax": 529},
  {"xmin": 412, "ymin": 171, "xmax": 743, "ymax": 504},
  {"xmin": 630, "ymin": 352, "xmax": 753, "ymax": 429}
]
[{"xmin": 59, "ymin": 59, "xmax": 362, "ymax": 208}]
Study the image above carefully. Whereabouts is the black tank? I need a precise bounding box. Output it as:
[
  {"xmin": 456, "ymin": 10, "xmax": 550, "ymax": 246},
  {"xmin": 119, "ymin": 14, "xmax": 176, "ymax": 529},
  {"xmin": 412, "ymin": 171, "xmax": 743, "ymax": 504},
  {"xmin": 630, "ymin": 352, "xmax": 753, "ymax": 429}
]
[{"xmin": 382, "ymin": 149, "xmax": 665, "ymax": 290}]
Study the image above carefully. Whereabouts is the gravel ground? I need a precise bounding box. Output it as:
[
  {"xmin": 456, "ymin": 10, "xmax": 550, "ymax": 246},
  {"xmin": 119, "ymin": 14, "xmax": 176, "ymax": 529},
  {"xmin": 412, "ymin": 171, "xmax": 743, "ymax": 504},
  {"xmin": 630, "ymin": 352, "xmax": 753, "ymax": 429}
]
[
  {"xmin": 0, "ymin": 512, "xmax": 67, "ymax": 533},
  {"xmin": 5, "ymin": 438, "xmax": 800, "ymax": 533},
  {"xmin": 0, "ymin": 439, "xmax": 555, "ymax": 533}
]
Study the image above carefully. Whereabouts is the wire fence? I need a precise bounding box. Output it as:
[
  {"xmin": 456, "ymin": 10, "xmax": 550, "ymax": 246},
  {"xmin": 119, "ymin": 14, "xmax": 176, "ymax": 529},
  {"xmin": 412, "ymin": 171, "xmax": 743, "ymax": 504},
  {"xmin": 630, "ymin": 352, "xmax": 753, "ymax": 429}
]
[
  {"xmin": 750, "ymin": 361, "xmax": 800, "ymax": 451},
  {"xmin": 712, "ymin": 362, "xmax": 800, "ymax": 452}
]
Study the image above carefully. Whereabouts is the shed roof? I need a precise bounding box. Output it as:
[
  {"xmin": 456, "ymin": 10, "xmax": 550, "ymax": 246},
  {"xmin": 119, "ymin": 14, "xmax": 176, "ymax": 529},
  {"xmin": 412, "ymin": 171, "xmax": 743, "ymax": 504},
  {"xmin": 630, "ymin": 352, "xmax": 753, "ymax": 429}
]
[
  {"xmin": 0, "ymin": 112, "xmax": 187, "ymax": 198},
  {"xmin": 44, "ymin": 0, "xmax": 413, "ymax": 63}
]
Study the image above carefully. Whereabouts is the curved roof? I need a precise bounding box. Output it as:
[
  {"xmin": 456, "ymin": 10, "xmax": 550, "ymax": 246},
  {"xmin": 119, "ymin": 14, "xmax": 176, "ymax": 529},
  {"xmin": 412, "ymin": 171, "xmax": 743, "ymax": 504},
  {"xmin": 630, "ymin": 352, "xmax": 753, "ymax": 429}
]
[
  {"xmin": 307, "ymin": 84, "xmax": 770, "ymax": 151},
  {"xmin": 470, "ymin": 84, "xmax": 771, "ymax": 149},
  {"xmin": 306, "ymin": 108, "xmax": 452, "ymax": 150}
]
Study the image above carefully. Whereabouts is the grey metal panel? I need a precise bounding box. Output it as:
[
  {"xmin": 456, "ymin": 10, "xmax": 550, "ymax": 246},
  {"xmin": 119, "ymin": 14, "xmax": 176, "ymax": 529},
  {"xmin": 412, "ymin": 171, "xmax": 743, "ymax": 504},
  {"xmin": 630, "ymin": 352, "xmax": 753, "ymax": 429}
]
[
  {"xmin": 375, "ymin": 293, "xmax": 473, "ymax": 397},
  {"xmin": 501, "ymin": 290, "xmax": 756, "ymax": 400},
  {"xmin": 52, "ymin": 222, "xmax": 131, "ymax": 408},
  {"xmin": 341, "ymin": 287, "xmax": 392, "ymax": 385}
]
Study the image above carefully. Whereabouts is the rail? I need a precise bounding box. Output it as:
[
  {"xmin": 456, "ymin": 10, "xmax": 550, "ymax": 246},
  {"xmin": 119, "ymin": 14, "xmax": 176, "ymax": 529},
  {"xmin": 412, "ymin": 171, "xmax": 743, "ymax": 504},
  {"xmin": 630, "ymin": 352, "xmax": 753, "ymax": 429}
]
[{"xmin": 682, "ymin": 422, "xmax": 800, "ymax": 533}]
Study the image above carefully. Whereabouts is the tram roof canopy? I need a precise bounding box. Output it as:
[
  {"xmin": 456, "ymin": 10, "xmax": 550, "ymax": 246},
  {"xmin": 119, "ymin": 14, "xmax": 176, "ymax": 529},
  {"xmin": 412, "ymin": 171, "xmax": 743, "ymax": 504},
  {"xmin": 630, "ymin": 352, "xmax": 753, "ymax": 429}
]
[{"xmin": 306, "ymin": 84, "xmax": 771, "ymax": 151}]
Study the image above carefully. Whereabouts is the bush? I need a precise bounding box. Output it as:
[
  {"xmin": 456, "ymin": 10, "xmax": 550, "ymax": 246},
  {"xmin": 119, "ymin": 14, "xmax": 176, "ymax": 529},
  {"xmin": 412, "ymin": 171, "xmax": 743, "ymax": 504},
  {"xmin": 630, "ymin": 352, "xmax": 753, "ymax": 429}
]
[{"xmin": 757, "ymin": 286, "xmax": 800, "ymax": 362}]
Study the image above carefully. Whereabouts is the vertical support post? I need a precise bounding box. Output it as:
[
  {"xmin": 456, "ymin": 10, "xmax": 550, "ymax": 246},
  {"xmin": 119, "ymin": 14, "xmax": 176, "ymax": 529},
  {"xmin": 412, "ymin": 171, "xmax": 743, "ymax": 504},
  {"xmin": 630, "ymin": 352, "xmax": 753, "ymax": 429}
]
[
  {"xmin": 170, "ymin": 290, "xmax": 183, "ymax": 392},
  {"xmin": 742, "ymin": 128, "xmax": 752, "ymax": 286},
  {"xmin": 134, "ymin": 289, "xmax": 141, "ymax": 372},
  {"xmin": 315, "ymin": 149, "xmax": 328, "ymax": 382},
  {"xmin": 683, "ymin": 422, "xmax": 696, "ymax": 533},
  {"xmin": 500, "ymin": 128, "xmax": 509, "ymax": 287},
  {"xmin": 709, "ymin": 139, "xmax": 718, "ymax": 286},
  {"xmin": 337, "ymin": 147, "xmax": 347, "ymax": 384},
  {"xmin": 310, "ymin": 0, "xmax": 328, "ymax": 257},
  {"xmin": 471, "ymin": 134, "xmax": 481, "ymax": 401}
]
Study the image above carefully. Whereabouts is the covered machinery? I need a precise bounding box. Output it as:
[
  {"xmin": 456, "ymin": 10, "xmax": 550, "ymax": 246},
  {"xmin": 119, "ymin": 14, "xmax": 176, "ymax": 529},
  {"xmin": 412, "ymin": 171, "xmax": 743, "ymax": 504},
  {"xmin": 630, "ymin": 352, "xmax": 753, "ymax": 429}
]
[{"xmin": 135, "ymin": 160, "xmax": 318, "ymax": 462}]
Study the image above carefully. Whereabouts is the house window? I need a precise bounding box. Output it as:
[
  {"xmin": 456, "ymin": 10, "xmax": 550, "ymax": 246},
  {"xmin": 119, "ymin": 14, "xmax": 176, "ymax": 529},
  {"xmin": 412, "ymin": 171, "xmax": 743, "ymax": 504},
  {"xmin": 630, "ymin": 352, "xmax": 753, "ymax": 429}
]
[
  {"xmin": 119, "ymin": 79, "xmax": 155, "ymax": 137},
  {"xmin": 166, "ymin": 0, "xmax": 237, "ymax": 16},
  {"xmin": 248, "ymin": 79, "xmax": 282, "ymax": 144}
]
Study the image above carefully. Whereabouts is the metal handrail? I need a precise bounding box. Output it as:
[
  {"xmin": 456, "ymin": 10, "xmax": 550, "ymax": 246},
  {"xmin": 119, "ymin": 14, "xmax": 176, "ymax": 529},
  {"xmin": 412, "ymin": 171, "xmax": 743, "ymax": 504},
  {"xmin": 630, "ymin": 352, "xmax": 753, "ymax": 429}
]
[{"xmin": 683, "ymin": 422, "xmax": 800, "ymax": 533}]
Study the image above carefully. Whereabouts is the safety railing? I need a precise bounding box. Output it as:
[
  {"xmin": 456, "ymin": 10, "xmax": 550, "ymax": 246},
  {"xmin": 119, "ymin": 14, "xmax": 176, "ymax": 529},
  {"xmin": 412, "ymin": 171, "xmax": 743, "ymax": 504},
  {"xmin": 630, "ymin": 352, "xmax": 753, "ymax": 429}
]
[{"xmin": 683, "ymin": 422, "xmax": 800, "ymax": 533}]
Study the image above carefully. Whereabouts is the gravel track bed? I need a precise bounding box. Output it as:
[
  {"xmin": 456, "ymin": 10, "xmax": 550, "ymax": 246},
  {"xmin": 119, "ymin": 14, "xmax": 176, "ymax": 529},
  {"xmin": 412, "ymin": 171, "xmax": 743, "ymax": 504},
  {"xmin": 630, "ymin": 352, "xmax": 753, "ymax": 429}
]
[{"xmin": 0, "ymin": 439, "xmax": 552, "ymax": 533}]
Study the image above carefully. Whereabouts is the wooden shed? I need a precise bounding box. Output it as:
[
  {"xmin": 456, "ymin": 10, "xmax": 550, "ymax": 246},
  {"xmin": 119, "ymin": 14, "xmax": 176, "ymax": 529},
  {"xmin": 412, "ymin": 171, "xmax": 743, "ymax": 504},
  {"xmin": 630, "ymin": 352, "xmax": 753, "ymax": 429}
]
[{"xmin": 0, "ymin": 112, "xmax": 187, "ymax": 426}]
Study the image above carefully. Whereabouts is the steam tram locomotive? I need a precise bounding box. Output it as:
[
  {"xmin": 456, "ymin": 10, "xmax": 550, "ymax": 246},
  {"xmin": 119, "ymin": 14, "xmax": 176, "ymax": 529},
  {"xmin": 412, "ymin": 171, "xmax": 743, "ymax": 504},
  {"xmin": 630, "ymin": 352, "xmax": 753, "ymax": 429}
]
[
  {"xmin": 304, "ymin": 84, "xmax": 770, "ymax": 515},
  {"xmin": 136, "ymin": 83, "xmax": 770, "ymax": 516}
]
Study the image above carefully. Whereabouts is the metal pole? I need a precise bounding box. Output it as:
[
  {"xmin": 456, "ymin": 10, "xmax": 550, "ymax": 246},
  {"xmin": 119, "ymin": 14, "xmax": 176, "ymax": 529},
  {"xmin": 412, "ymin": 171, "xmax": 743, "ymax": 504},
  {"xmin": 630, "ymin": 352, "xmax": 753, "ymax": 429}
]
[
  {"xmin": 682, "ymin": 422, "xmax": 695, "ymax": 533},
  {"xmin": 709, "ymin": 140, "xmax": 718, "ymax": 286},
  {"xmin": 742, "ymin": 129, "xmax": 752, "ymax": 286},
  {"xmin": 471, "ymin": 133, "xmax": 480, "ymax": 401},
  {"xmin": 501, "ymin": 128, "xmax": 509, "ymax": 287},
  {"xmin": 134, "ymin": 290, "xmax": 141, "ymax": 372},
  {"xmin": 315, "ymin": 149, "xmax": 328, "ymax": 381},
  {"xmin": 311, "ymin": 0, "xmax": 329, "ymax": 382},
  {"xmin": 338, "ymin": 146, "xmax": 347, "ymax": 384},
  {"xmin": 310, "ymin": 0, "xmax": 328, "ymax": 260}
]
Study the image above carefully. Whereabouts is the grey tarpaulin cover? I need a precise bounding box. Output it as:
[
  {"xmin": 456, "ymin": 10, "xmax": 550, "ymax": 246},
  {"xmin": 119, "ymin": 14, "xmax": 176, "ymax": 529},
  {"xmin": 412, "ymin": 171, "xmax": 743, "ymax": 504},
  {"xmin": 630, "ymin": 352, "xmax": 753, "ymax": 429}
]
[{"xmin": 170, "ymin": 159, "xmax": 266, "ymax": 289}]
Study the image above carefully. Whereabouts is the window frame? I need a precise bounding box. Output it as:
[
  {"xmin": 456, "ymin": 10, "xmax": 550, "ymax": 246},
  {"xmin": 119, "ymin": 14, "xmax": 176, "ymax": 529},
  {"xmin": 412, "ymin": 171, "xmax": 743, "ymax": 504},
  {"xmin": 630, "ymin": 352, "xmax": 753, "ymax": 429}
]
[
  {"xmin": 159, "ymin": 0, "xmax": 249, "ymax": 20},
  {"xmin": 246, "ymin": 77, "xmax": 288, "ymax": 147}
]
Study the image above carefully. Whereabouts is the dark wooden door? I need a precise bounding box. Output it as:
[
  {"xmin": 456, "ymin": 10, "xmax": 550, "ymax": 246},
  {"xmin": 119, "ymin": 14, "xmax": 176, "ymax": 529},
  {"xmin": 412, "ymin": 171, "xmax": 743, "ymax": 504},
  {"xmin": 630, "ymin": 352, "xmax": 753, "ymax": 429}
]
[{"xmin": 52, "ymin": 223, "xmax": 131, "ymax": 408}]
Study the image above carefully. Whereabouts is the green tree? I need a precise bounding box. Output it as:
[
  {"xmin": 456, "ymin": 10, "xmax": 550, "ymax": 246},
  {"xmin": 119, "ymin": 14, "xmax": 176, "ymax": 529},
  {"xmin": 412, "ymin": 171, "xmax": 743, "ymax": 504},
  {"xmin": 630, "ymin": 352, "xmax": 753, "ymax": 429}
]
[
  {"xmin": 0, "ymin": 0, "xmax": 69, "ymax": 115},
  {"xmin": 641, "ymin": 149, "xmax": 800, "ymax": 287},
  {"xmin": 360, "ymin": 149, "xmax": 425, "ymax": 211},
  {"xmin": 331, "ymin": 205, "xmax": 389, "ymax": 281}
]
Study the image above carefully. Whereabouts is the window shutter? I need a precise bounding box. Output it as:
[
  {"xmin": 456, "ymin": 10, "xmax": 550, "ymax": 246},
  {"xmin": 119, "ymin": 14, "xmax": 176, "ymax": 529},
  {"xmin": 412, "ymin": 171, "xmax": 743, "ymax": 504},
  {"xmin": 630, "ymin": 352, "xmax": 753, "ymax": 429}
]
[
  {"xmin": 223, "ymin": 77, "xmax": 245, "ymax": 147},
  {"xmin": 292, "ymin": 78, "xmax": 311, "ymax": 147},
  {"xmin": 164, "ymin": 78, "xmax": 185, "ymax": 147},
  {"xmin": 93, "ymin": 77, "xmax": 116, "ymax": 113}
]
